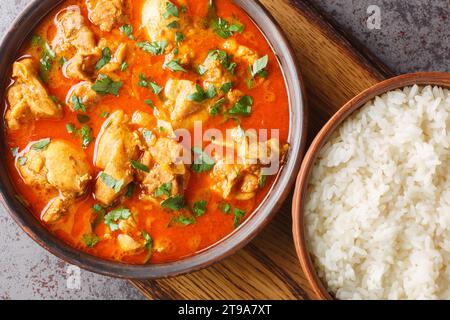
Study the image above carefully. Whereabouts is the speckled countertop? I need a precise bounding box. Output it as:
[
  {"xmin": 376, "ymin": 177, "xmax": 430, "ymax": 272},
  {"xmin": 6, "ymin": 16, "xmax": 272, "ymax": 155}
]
[{"xmin": 0, "ymin": 0, "xmax": 448, "ymax": 300}]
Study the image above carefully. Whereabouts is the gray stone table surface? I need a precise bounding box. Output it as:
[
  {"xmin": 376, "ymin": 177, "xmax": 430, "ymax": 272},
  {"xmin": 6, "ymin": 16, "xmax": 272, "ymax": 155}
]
[{"xmin": 0, "ymin": 0, "xmax": 448, "ymax": 300}]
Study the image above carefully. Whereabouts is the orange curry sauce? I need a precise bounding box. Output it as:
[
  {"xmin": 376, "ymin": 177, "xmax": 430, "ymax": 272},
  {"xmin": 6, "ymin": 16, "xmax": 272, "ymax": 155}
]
[{"xmin": 4, "ymin": 0, "xmax": 289, "ymax": 264}]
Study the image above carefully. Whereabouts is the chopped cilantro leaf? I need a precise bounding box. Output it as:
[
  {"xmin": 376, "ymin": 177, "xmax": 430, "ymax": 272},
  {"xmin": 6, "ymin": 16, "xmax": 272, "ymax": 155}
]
[{"xmin": 100, "ymin": 173, "xmax": 124, "ymax": 193}]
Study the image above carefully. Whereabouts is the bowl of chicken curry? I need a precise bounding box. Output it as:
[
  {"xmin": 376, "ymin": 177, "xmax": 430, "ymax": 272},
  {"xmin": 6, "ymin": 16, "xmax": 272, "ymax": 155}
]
[{"xmin": 0, "ymin": 0, "xmax": 305, "ymax": 278}]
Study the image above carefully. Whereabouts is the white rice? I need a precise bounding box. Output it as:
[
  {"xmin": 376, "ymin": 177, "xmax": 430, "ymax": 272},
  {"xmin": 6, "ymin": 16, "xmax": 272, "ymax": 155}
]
[{"xmin": 305, "ymin": 85, "xmax": 450, "ymax": 300}]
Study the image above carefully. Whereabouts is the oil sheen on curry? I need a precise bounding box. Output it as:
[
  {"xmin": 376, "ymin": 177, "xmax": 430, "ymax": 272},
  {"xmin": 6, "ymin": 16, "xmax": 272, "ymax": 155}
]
[{"xmin": 4, "ymin": 0, "xmax": 289, "ymax": 264}]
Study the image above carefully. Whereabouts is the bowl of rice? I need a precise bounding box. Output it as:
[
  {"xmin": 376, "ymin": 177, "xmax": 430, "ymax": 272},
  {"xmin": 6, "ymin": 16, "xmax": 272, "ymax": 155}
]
[{"xmin": 292, "ymin": 72, "xmax": 450, "ymax": 300}]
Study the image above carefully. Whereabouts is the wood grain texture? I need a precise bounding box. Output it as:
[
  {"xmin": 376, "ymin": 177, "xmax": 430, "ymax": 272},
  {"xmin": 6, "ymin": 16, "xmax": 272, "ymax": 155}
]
[{"xmin": 131, "ymin": 0, "xmax": 391, "ymax": 300}]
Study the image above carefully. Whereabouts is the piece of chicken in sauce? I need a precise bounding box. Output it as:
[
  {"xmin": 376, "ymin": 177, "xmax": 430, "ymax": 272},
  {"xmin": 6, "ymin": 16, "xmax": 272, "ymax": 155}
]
[
  {"xmin": 6, "ymin": 59, "xmax": 62, "ymax": 130},
  {"xmin": 94, "ymin": 110, "xmax": 141, "ymax": 206},
  {"xmin": 211, "ymin": 127, "xmax": 288, "ymax": 200},
  {"xmin": 16, "ymin": 139, "xmax": 92, "ymax": 224},
  {"xmin": 53, "ymin": 8, "xmax": 101, "ymax": 81},
  {"xmin": 89, "ymin": 0, "xmax": 127, "ymax": 32},
  {"xmin": 142, "ymin": 0, "xmax": 189, "ymax": 47},
  {"xmin": 140, "ymin": 137, "xmax": 190, "ymax": 201}
]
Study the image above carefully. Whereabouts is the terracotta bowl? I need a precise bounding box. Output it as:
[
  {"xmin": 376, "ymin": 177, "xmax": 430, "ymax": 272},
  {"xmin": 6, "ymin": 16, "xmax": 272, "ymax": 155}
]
[
  {"xmin": 292, "ymin": 72, "xmax": 450, "ymax": 300},
  {"xmin": 0, "ymin": 0, "xmax": 307, "ymax": 279}
]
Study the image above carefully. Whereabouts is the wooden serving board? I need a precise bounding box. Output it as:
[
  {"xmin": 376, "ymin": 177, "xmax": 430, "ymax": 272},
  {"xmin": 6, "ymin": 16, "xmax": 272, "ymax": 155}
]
[{"xmin": 131, "ymin": 0, "xmax": 394, "ymax": 300}]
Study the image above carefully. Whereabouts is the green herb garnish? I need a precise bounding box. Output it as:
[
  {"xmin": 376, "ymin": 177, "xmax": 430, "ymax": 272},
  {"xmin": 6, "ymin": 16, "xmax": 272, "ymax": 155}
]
[
  {"xmin": 104, "ymin": 207, "xmax": 131, "ymax": 231},
  {"xmin": 137, "ymin": 40, "xmax": 167, "ymax": 55},
  {"xmin": 139, "ymin": 73, "xmax": 149, "ymax": 87},
  {"xmin": 161, "ymin": 195, "xmax": 186, "ymax": 211},
  {"xmin": 233, "ymin": 208, "xmax": 246, "ymax": 228},
  {"xmin": 153, "ymin": 182, "xmax": 172, "ymax": 198},
  {"xmin": 212, "ymin": 18, "xmax": 244, "ymax": 39},
  {"xmin": 219, "ymin": 202, "xmax": 231, "ymax": 214},
  {"xmin": 59, "ymin": 57, "xmax": 67, "ymax": 66},
  {"xmin": 167, "ymin": 20, "xmax": 180, "ymax": 29},
  {"xmin": 125, "ymin": 183, "xmax": 136, "ymax": 198},
  {"xmin": 171, "ymin": 215, "xmax": 196, "ymax": 226},
  {"xmin": 193, "ymin": 200, "xmax": 207, "ymax": 217},
  {"xmin": 91, "ymin": 204, "xmax": 106, "ymax": 229},
  {"xmin": 32, "ymin": 37, "xmax": 56, "ymax": 83},
  {"xmin": 82, "ymin": 233, "xmax": 99, "ymax": 248},
  {"xmin": 259, "ymin": 175, "xmax": 267, "ymax": 188},
  {"xmin": 142, "ymin": 231, "xmax": 153, "ymax": 253},
  {"xmin": 96, "ymin": 47, "xmax": 111, "ymax": 70},
  {"xmin": 119, "ymin": 24, "xmax": 135, "ymax": 40},
  {"xmin": 251, "ymin": 55, "xmax": 269, "ymax": 77},
  {"xmin": 31, "ymin": 138, "xmax": 51, "ymax": 151},
  {"xmin": 163, "ymin": 1, "xmax": 179, "ymax": 19},
  {"xmin": 120, "ymin": 61, "xmax": 129, "ymax": 72},
  {"xmin": 226, "ymin": 96, "xmax": 253, "ymax": 116},
  {"xmin": 72, "ymin": 95, "xmax": 87, "ymax": 112},
  {"xmin": 192, "ymin": 147, "xmax": 215, "ymax": 173},
  {"xmin": 80, "ymin": 125, "xmax": 93, "ymax": 149},
  {"xmin": 220, "ymin": 82, "xmax": 233, "ymax": 94},
  {"xmin": 100, "ymin": 111, "xmax": 110, "ymax": 118},
  {"xmin": 130, "ymin": 160, "xmax": 150, "ymax": 173},
  {"xmin": 188, "ymin": 84, "xmax": 216, "ymax": 102},
  {"xmin": 175, "ymin": 31, "xmax": 185, "ymax": 43},
  {"xmin": 149, "ymin": 81, "xmax": 162, "ymax": 95},
  {"xmin": 144, "ymin": 99, "xmax": 155, "ymax": 109},
  {"xmin": 165, "ymin": 59, "xmax": 187, "ymax": 72},
  {"xmin": 207, "ymin": 50, "xmax": 236, "ymax": 74},
  {"xmin": 209, "ymin": 97, "xmax": 226, "ymax": 116},
  {"xmin": 92, "ymin": 75, "xmax": 123, "ymax": 96},
  {"xmin": 100, "ymin": 173, "xmax": 124, "ymax": 193},
  {"xmin": 66, "ymin": 123, "xmax": 75, "ymax": 133}
]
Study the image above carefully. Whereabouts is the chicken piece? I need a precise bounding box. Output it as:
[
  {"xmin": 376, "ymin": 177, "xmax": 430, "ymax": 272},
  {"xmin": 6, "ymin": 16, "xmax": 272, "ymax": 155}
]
[
  {"xmin": 240, "ymin": 174, "xmax": 259, "ymax": 194},
  {"xmin": 150, "ymin": 137, "xmax": 184, "ymax": 166},
  {"xmin": 211, "ymin": 160, "xmax": 241, "ymax": 199},
  {"xmin": 223, "ymin": 39, "xmax": 259, "ymax": 66},
  {"xmin": 42, "ymin": 198, "xmax": 73, "ymax": 224},
  {"xmin": 118, "ymin": 216, "xmax": 137, "ymax": 233},
  {"xmin": 117, "ymin": 234, "xmax": 145, "ymax": 253},
  {"xmin": 98, "ymin": 43, "xmax": 128, "ymax": 74},
  {"xmin": 6, "ymin": 59, "xmax": 62, "ymax": 130},
  {"xmin": 52, "ymin": 9, "xmax": 97, "ymax": 55},
  {"xmin": 141, "ymin": 138, "xmax": 189, "ymax": 200},
  {"xmin": 164, "ymin": 79, "xmax": 203, "ymax": 121},
  {"xmin": 53, "ymin": 9, "xmax": 101, "ymax": 81},
  {"xmin": 17, "ymin": 140, "xmax": 92, "ymax": 223},
  {"xmin": 226, "ymin": 90, "xmax": 243, "ymax": 106},
  {"xmin": 210, "ymin": 127, "xmax": 288, "ymax": 199},
  {"xmin": 131, "ymin": 111, "xmax": 155, "ymax": 128},
  {"xmin": 156, "ymin": 119, "xmax": 177, "ymax": 138},
  {"xmin": 64, "ymin": 51, "xmax": 100, "ymax": 81},
  {"xmin": 201, "ymin": 52, "xmax": 234, "ymax": 89},
  {"xmin": 67, "ymin": 81, "xmax": 100, "ymax": 109},
  {"xmin": 142, "ymin": 165, "xmax": 181, "ymax": 197},
  {"xmin": 94, "ymin": 111, "xmax": 141, "ymax": 206},
  {"xmin": 142, "ymin": 0, "xmax": 188, "ymax": 46},
  {"xmin": 164, "ymin": 45, "xmax": 194, "ymax": 68},
  {"xmin": 89, "ymin": 0, "xmax": 127, "ymax": 32}
]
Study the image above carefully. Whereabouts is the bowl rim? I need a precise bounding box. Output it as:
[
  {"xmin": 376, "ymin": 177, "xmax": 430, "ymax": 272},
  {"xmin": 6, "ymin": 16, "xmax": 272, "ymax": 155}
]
[
  {"xmin": 0, "ymin": 0, "xmax": 307, "ymax": 279},
  {"xmin": 292, "ymin": 72, "xmax": 450, "ymax": 300}
]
